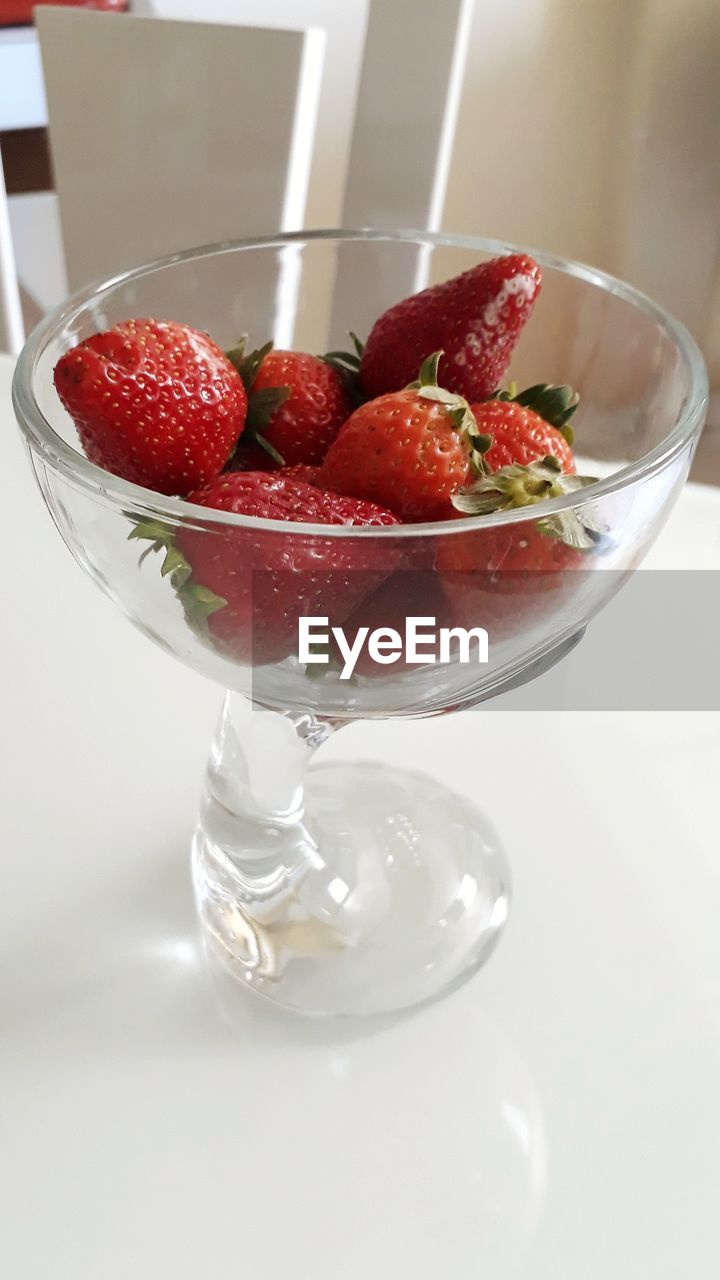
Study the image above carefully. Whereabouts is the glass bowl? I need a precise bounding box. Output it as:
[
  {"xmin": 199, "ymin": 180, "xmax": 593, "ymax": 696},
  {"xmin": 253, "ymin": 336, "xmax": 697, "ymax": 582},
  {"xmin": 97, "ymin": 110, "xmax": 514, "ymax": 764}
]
[{"xmin": 12, "ymin": 230, "xmax": 708, "ymax": 1015}]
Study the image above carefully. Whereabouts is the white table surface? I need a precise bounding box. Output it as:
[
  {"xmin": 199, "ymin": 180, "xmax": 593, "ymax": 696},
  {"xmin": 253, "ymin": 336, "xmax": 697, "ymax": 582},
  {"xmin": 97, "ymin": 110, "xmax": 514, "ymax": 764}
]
[{"xmin": 1, "ymin": 351, "xmax": 719, "ymax": 1278}]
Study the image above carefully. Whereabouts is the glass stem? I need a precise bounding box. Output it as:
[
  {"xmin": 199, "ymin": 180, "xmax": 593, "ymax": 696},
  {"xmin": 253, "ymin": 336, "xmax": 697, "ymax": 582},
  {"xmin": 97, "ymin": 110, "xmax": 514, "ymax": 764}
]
[{"xmin": 204, "ymin": 692, "xmax": 337, "ymax": 833}]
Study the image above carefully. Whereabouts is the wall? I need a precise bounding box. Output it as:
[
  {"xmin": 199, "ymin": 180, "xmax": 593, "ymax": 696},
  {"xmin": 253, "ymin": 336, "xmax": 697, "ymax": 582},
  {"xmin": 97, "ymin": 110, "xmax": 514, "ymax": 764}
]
[{"xmin": 443, "ymin": 0, "xmax": 720, "ymax": 388}]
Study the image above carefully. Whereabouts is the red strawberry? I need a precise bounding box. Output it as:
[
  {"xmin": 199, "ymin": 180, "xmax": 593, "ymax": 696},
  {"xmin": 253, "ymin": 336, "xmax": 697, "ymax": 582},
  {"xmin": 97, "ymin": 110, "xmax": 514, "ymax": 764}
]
[
  {"xmin": 228, "ymin": 343, "xmax": 352, "ymax": 467},
  {"xmin": 360, "ymin": 254, "xmax": 541, "ymax": 401},
  {"xmin": 232, "ymin": 458, "xmax": 324, "ymax": 488},
  {"xmin": 476, "ymin": 403, "xmax": 574, "ymax": 474},
  {"xmin": 439, "ymin": 519, "xmax": 586, "ymax": 643},
  {"xmin": 231, "ymin": 450, "xmax": 325, "ymax": 485},
  {"xmin": 328, "ymin": 568, "xmax": 454, "ymax": 678},
  {"xmin": 473, "ymin": 384, "xmax": 578, "ymax": 474},
  {"xmin": 132, "ymin": 472, "xmax": 400, "ymax": 665},
  {"xmin": 440, "ymin": 516, "xmax": 582, "ymax": 579},
  {"xmin": 320, "ymin": 353, "xmax": 488, "ymax": 523},
  {"xmin": 438, "ymin": 458, "xmax": 598, "ymax": 638},
  {"xmin": 54, "ymin": 319, "xmax": 247, "ymax": 495},
  {"xmin": 278, "ymin": 464, "xmax": 323, "ymax": 487}
]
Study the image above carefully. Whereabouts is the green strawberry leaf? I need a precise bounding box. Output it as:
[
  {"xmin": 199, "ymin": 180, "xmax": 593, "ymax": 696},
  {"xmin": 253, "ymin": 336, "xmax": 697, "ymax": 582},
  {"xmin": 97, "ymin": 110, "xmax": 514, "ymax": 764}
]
[
  {"xmin": 408, "ymin": 351, "xmax": 491, "ymax": 477},
  {"xmin": 229, "ymin": 386, "xmax": 290, "ymax": 468},
  {"xmin": 128, "ymin": 517, "xmax": 226, "ymax": 635},
  {"xmin": 160, "ymin": 543, "xmax": 192, "ymax": 585},
  {"xmin": 414, "ymin": 350, "xmax": 443, "ymax": 388},
  {"xmin": 128, "ymin": 518, "xmax": 173, "ymax": 545},
  {"xmin": 225, "ymin": 336, "xmax": 291, "ymax": 464},
  {"xmin": 320, "ymin": 331, "xmax": 366, "ymax": 406},
  {"xmin": 226, "ymin": 338, "xmax": 274, "ymax": 392},
  {"xmin": 245, "ymin": 385, "xmax": 291, "ymax": 433},
  {"xmin": 178, "ymin": 581, "xmax": 227, "ymax": 634},
  {"xmin": 138, "ymin": 543, "xmax": 158, "ymax": 568},
  {"xmin": 489, "ymin": 381, "xmax": 580, "ymax": 444},
  {"xmin": 451, "ymin": 457, "xmax": 601, "ymax": 551},
  {"xmin": 536, "ymin": 511, "xmax": 600, "ymax": 550},
  {"xmin": 322, "ymin": 330, "xmax": 364, "ymax": 373}
]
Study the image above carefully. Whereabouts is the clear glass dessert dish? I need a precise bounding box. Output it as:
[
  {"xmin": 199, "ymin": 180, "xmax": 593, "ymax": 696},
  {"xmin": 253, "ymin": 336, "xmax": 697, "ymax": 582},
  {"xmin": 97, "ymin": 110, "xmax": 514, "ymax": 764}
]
[{"xmin": 12, "ymin": 231, "xmax": 708, "ymax": 1015}]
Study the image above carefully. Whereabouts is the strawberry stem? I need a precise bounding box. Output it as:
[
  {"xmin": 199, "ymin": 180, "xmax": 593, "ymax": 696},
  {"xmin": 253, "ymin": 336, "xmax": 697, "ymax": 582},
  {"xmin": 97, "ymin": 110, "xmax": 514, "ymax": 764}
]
[{"xmin": 416, "ymin": 350, "xmax": 443, "ymax": 387}]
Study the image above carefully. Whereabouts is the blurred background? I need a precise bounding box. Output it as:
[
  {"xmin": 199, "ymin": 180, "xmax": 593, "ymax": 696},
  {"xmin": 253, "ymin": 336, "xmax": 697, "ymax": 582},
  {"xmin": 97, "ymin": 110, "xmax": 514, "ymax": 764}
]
[{"xmin": 1, "ymin": 0, "xmax": 718, "ymax": 476}]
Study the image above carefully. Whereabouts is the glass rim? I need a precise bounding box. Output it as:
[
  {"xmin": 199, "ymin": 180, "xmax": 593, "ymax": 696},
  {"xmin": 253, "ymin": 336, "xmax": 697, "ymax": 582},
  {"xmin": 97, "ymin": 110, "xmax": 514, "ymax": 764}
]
[{"xmin": 12, "ymin": 227, "xmax": 709, "ymax": 539}]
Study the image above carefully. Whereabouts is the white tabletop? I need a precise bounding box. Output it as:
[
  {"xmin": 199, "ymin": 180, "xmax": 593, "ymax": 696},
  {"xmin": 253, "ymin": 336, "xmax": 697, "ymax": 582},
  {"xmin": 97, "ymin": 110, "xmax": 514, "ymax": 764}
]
[{"xmin": 2, "ymin": 351, "xmax": 719, "ymax": 1278}]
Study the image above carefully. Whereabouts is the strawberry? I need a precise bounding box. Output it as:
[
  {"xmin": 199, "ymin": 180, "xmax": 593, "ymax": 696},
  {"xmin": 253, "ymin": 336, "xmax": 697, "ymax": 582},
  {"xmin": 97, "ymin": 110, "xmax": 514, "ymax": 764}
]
[
  {"xmin": 278, "ymin": 464, "xmax": 324, "ymax": 487},
  {"xmin": 227, "ymin": 342, "xmax": 352, "ymax": 467},
  {"xmin": 319, "ymin": 353, "xmax": 489, "ymax": 523},
  {"xmin": 474, "ymin": 384, "xmax": 578, "ymax": 474},
  {"xmin": 359, "ymin": 254, "xmax": 541, "ymax": 402},
  {"xmin": 231, "ymin": 457, "xmax": 324, "ymax": 488},
  {"xmin": 132, "ymin": 472, "xmax": 400, "ymax": 665},
  {"xmin": 438, "ymin": 458, "xmax": 599, "ymax": 638},
  {"xmin": 54, "ymin": 319, "xmax": 247, "ymax": 495},
  {"xmin": 439, "ymin": 522, "xmax": 583, "ymax": 644},
  {"xmin": 327, "ymin": 568, "xmax": 454, "ymax": 678}
]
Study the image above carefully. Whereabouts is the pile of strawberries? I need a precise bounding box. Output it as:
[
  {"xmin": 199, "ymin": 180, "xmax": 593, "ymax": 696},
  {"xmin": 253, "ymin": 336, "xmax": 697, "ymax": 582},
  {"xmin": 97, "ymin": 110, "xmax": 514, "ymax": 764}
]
[{"xmin": 54, "ymin": 252, "xmax": 597, "ymax": 667}]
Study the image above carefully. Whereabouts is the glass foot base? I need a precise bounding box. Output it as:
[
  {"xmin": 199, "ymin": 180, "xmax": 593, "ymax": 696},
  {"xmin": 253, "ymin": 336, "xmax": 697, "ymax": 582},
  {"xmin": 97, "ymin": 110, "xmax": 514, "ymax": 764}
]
[{"xmin": 193, "ymin": 761, "xmax": 510, "ymax": 1017}]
